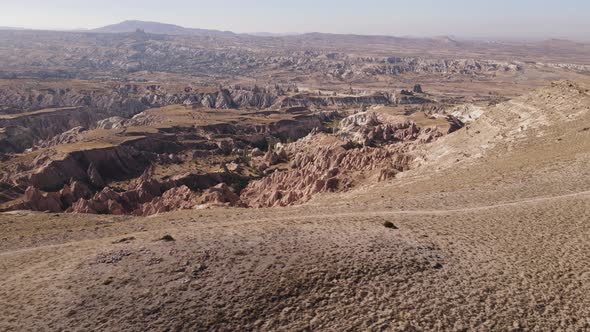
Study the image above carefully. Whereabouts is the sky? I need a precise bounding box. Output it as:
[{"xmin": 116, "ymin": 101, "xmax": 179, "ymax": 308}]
[{"xmin": 1, "ymin": 0, "xmax": 589, "ymax": 40}]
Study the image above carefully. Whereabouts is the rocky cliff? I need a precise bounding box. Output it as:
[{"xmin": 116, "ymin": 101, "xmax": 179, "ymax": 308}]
[{"xmin": 240, "ymin": 111, "xmax": 461, "ymax": 207}]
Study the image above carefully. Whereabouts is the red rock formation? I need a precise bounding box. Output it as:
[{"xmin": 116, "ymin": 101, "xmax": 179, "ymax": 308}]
[
  {"xmin": 69, "ymin": 166, "xmax": 165, "ymax": 215},
  {"xmin": 4, "ymin": 180, "xmax": 92, "ymax": 213},
  {"xmin": 59, "ymin": 181, "xmax": 92, "ymax": 206},
  {"xmin": 240, "ymin": 110, "xmax": 459, "ymax": 208},
  {"xmin": 241, "ymin": 134, "xmax": 413, "ymax": 208},
  {"xmin": 67, "ymin": 161, "xmax": 241, "ymax": 215},
  {"xmin": 138, "ymin": 186, "xmax": 201, "ymax": 216},
  {"xmin": 199, "ymin": 183, "xmax": 240, "ymax": 206},
  {"xmin": 136, "ymin": 183, "xmax": 240, "ymax": 216},
  {"xmin": 21, "ymin": 187, "xmax": 63, "ymax": 213}
]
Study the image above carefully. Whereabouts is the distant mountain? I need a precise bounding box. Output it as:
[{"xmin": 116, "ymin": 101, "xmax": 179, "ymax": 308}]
[
  {"xmin": 92, "ymin": 20, "xmax": 235, "ymax": 37},
  {"xmin": 247, "ymin": 32, "xmax": 302, "ymax": 37}
]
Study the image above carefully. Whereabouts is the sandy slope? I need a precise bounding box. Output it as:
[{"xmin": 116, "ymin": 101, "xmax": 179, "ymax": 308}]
[{"xmin": 1, "ymin": 82, "xmax": 590, "ymax": 331}]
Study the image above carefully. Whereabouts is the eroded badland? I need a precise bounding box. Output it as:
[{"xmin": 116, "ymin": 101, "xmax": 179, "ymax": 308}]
[{"xmin": 1, "ymin": 26, "xmax": 590, "ymax": 331}]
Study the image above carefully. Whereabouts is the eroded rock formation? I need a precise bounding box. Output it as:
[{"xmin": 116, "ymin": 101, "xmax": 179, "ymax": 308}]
[{"xmin": 240, "ymin": 111, "xmax": 461, "ymax": 207}]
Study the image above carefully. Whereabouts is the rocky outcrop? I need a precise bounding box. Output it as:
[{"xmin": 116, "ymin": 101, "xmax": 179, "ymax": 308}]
[
  {"xmin": 199, "ymin": 183, "xmax": 240, "ymax": 206},
  {"xmin": 241, "ymin": 111, "xmax": 462, "ymax": 208},
  {"xmin": 20, "ymin": 187, "xmax": 63, "ymax": 213},
  {"xmin": 15, "ymin": 145, "xmax": 150, "ymax": 191},
  {"xmin": 0, "ymin": 108, "xmax": 100, "ymax": 153},
  {"xmin": 137, "ymin": 186, "xmax": 201, "ymax": 216},
  {"xmin": 36, "ymin": 126, "xmax": 87, "ymax": 149},
  {"xmin": 277, "ymin": 93, "xmax": 392, "ymax": 109},
  {"xmin": 337, "ymin": 111, "xmax": 456, "ymax": 146},
  {"xmin": 241, "ymin": 134, "xmax": 414, "ymax": 208},
  {"xmin": 95, "ymin": 117, "xmax": 127, "ymax": 130},
  {"xmin": 5, "ymin": 180, "xmax": 92, "ymax": 213},
  {"xmin": 0, "ymin": 83, "xmax": 299, "ymax": 153},
  {"xmin": 60, "ymin": 181, "xmax": 93, "ymax": 206},
  {"xmin": 69, "ymin": 166, "xmax": 165, "ymax": 215},
  {"xmin": 66, "ymin": 165, "xmax": 241, "ymax": 215},
  {"xmin": 446, "ymin": 104, "xmax": 485, "ymax": 123},
  {"xmin": 277, "ymin": 90, "xmax": 432, "ymax": 109},
  {"xmin": 69, "ymin": 188, "xmax": 127, "ymax": 215}
]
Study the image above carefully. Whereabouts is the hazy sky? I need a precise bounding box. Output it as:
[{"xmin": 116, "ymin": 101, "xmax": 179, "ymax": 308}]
[{"xmin": 1, "ymin": 0, "xmax": 589, "ymax": 40}]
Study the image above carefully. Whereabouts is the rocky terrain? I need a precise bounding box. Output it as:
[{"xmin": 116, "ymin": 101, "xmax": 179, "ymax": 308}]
[
  {"xmin": 2, "ymin": 29, "xmax": 590, "ymax": 85},
  {"xmin": 1, "ymin": 81, "xmax": 590, "ymax": 331},
  {"xmin": 0, "ymin": 87, "xmax": 462, "ymax": 215},
  {"xmin": 1, "ymin": 24, "xmax": 590, "ymax": 331}
]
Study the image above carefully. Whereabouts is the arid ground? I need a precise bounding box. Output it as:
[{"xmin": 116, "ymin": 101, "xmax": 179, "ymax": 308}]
[{"xmin": 1, "ymin": 81, "xmax": 590, "ymax": 331}]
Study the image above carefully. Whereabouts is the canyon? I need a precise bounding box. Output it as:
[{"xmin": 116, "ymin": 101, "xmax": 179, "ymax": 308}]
[{"xmin": 1, "ymin": 22, "xmax": 590, "ymax": 331}]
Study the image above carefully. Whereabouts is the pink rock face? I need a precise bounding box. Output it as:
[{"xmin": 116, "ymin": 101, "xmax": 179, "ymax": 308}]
[
  {"xmin": 59, "ymin": 181, "xmax": 92, "ymax": 206},
  {"xmin": 69, "ymin": 166, "xmax": 168, "ymax": 215},
  {"xmin": 69, "ymin": 199, "xmax": 98, "ymax": 214},
  {"xmin": 199, "ymin": 183, "xmax": 240, "ymax": 206},
  {"xmin": 5, "ymin": 180, "xmax": 93, "ymax": 213},
  {"xmin": 133, "ymin": 170, "xmax": 163, "ymax": 203},
  {"xmin": 138, "ymin": 185, "xmax": 201, "ymax": 216},
  {"xmin": 240, "ymin": 110, "xmax": 453, "ymax": 208},
  {"xmin": 137, "ymin": 183, "xmax": 240, "ymax": 216},
  {"xmin": 65, "ymin": 161, "xmax": 244, "ymax": 216},
  {"xmin": 22, "ymin": 186, "xmax": 63, "ymax": 213},
  {"xmin": 62, "ymin": 158, "xmax": 248, "ymax": 214},
  {"xmin": 240, "ymin": 135, "xmax": 410, "ymax": 208}
]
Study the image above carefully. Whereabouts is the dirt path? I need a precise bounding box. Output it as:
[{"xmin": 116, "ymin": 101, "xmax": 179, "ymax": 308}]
[{"xmin": 3, "ymin": 188, "xmax": 590, "ymax": 258}]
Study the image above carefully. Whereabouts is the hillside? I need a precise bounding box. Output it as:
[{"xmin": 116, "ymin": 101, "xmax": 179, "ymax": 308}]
[
  {"xmin": 92, "ymin": 20, "xmax": 234, "ymax": 37},
  {"xmin": 1, "ymin": 81, "xmax": 589, "ymax": 330}
]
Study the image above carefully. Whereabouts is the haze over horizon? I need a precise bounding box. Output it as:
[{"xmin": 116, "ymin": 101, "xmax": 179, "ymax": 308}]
[{"xmin": 1, "ymin": 0, "xmax": 589, "ymax": 41}]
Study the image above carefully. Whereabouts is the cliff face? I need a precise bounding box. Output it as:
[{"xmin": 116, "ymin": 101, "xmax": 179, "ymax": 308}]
[
  {"xmin": 0, "ymin": 108, "xmax": 102, "ymax": 153},
  {"xmin": 0, "ymin": 84, "xmax": 300, "ymax": 115},
  {"xmin": 277, "ymin": 92, "xmax": 432, "ymax": 109},
  {"xmin": 0, "ymin": 83, "xmax": 297, "ymax": 153},
  {"xmin": 18, "ymin": 145, "xmax": 151, "ymax": 192},
  {"xmin": 278, "ymin": 94, "xmax": 389, "ymax": 108}
]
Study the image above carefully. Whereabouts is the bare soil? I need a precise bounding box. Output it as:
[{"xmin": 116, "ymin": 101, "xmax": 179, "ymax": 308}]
[{"xmin": 2, "ymin": 85, "xmax": 590, "ymax": 330}]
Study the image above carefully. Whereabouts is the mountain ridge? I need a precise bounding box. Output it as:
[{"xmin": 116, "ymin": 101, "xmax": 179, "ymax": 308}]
[{"xmin": 92, "ymin": 20, "xmax": 235, "ymax": 37}]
